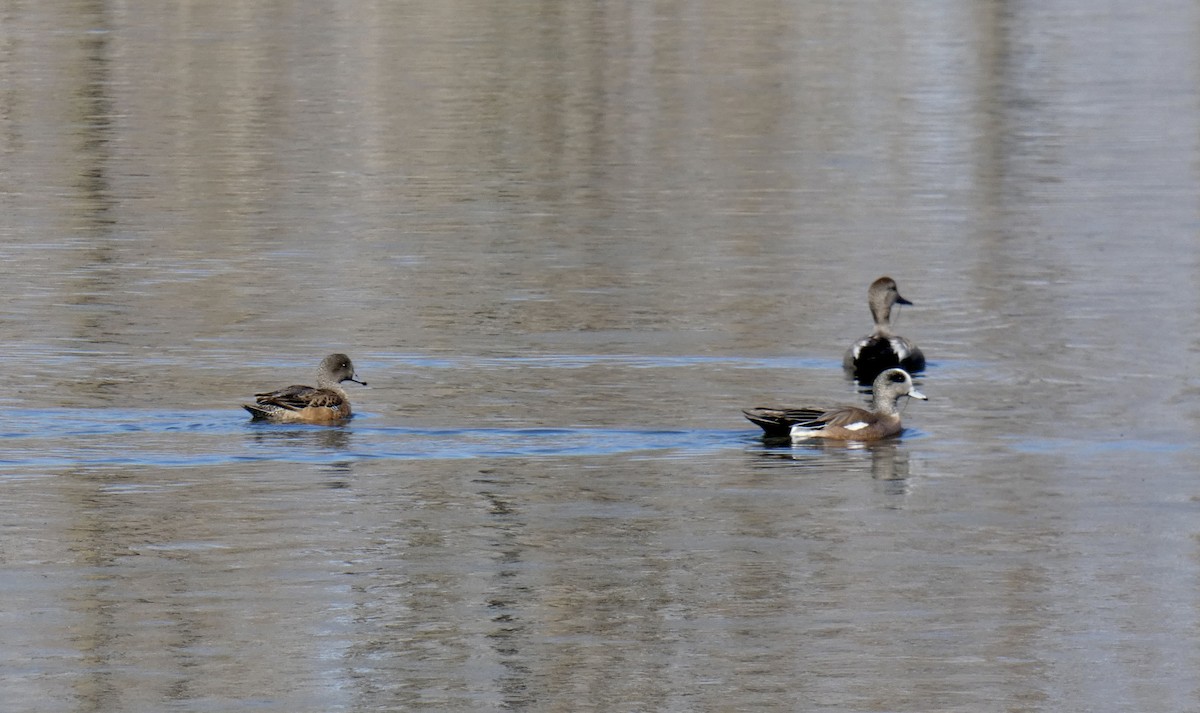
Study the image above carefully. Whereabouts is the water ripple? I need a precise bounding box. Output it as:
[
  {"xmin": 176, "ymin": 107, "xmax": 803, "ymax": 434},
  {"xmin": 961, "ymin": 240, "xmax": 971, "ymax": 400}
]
[{"xmin": 0, "ymin": 409, "xmax": 748, "ymax": 469}]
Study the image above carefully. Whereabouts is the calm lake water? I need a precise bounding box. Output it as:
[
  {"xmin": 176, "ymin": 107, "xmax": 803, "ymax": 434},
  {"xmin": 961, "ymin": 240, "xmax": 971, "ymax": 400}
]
[{"xmin": 3, "ymin": 1, "xmax": 1200, "ymax": 711}]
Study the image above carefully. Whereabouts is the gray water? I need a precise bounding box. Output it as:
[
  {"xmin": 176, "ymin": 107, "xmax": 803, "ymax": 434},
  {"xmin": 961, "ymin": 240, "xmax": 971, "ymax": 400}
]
[{"xmin": 3, "ymin": 2, "xmax": 1200, "ymax": 711}]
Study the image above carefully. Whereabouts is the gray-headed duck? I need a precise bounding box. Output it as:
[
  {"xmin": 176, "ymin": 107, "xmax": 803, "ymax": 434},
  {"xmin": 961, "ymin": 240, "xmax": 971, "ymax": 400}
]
[
  {"xmin": 743, "ymin": 368, "xmax": 926, "ymax": 442},
  {"xmin": 843, "ymin": 276, "xmax": 925, "ymax": 383},
  {"xmin": 243, "ymin": 353, "xmax": 367, "ymax": 424}
]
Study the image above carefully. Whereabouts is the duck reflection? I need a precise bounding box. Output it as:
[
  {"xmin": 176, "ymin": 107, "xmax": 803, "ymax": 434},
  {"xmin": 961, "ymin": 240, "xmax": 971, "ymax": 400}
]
[
  {"xmin": 247, "ymin": 424, "xmax": 353, "ymax": 452},
  {"xmin": 749, "ymin": 439, "xmax": 914, "ymax": 487},
  {"xmin": 246, "ymin": 426, "xmax": 356, "ymax": 483}
]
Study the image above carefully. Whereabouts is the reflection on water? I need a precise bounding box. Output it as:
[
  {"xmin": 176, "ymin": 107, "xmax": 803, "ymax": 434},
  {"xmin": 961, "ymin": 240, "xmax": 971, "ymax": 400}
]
[
  {"xmin": 3, "ymin": 0, "xmax": 1200, "ymax": 711},
  {"xmin": 247, "ymin": 423, "xmax": 355, "ymax": 453}
]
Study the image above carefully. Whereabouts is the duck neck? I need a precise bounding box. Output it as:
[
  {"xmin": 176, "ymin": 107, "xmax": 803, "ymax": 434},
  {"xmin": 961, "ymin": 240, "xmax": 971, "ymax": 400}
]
[
  {"xmin": 873, "ymin": 294, "xmax": 901, "ymax": 334},
  {"xmin": 872, "ymin": 393, "xmax": 902, "ymax": 416},
  {"xmin": 316, "ymin": 376, "xmax": 347, "ymax": 398}
]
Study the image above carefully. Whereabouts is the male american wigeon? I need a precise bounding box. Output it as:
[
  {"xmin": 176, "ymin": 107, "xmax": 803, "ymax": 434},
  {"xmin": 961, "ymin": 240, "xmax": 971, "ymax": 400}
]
[
  {"xmin": 243, "ymin": 353, "xmax": 367, "ymax": 424},
  {"xmin": 843, "ymin": 276, "xmax": 925, "ymax": 383},
  {"xmin": 743, "ymin": 368, "xmax": 926, "ymax": 442}
]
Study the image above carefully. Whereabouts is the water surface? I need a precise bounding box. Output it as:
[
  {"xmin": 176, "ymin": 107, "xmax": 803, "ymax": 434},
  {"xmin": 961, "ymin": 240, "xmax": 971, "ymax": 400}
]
[{"xmin": 2, "ymin": 1, "xmax": 1200, "ymax": 711}]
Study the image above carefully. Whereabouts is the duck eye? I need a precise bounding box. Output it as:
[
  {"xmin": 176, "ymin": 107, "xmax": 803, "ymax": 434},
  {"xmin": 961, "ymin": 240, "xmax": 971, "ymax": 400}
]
[{"xmin": 890, "ymin": 372, "xmax": 905, "ymax": 383}]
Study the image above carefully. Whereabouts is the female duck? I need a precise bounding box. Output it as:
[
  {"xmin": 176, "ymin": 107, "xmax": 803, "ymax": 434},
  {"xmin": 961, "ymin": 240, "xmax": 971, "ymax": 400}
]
[
  {"xmin": 844, "ymin": 276, "xmax": 925, "ymax": 383},
  {"xmin": 743, "ymin": 368, "xmax": 926, "ymax": 442},
  {"xmin": 244, "ymin": 353, "xmax": 367, "ymax": 424}
]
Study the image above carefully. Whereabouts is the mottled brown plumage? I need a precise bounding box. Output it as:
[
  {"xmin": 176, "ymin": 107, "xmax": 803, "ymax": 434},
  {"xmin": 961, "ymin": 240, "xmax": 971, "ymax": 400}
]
[{"xmin": 243, "ymin": 354, "xmax": 366, "ymax": 424}]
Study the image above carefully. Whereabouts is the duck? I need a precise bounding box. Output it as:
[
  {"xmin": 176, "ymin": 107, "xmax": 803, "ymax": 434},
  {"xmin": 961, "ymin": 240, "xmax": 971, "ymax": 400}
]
[
  {"xmin": 843, "ymin": 276, "xmax": 925, "ymax": 383},
  {"xmin": 243, "ymin": 353, "xmax": 367, "ymax": 424},
  {"xmin": 743, "ymin": 368, "xmax": 926, "ymax": 442}
]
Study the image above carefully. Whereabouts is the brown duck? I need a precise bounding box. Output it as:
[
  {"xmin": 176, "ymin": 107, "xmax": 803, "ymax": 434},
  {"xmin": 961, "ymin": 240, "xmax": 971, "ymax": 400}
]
[{"xmin": 243, "ymin": 353, "xmax": 367, "ymax": 424}]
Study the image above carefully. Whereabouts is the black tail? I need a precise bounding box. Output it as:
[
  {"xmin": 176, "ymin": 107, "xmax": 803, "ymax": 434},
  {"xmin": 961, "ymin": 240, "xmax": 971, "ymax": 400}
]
[{"xmin": 742, "ymin": 407, "xmax": 826, "ymax": 438}]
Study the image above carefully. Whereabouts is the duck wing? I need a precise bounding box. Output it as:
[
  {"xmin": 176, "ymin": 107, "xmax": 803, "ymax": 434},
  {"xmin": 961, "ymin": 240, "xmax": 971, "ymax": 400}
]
[
  {"xmin": 743, "ymin": 407, "xmax": 829, "ymax": 437},
  {"xmin": 848, "ymin": 337, "xmax": 925, "ymax": 383},
  {"xmin": 255, "ymin": 384, "xmax": 344, "ymax": 411},
  {"xmin": 803, "ymin": 405, "xmax": 876, "ymax": 430}
]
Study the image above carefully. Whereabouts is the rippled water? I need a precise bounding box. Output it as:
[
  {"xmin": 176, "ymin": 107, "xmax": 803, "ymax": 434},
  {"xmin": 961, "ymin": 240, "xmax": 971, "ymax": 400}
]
[{"xmin": 3, "ymin": 1, "xmax": 1200, "ymax": 711}]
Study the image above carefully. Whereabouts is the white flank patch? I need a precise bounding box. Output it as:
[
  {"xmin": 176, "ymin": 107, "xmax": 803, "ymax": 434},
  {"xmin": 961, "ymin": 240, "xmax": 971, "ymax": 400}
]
[
  {"xmin": 889, "ymin": 338, "xmax": 909, "ymax": 360},
  {"xmin": 844, "ymin": 421, "xmax": 869, "ymax": 431},
  {"xmin": 790, "ymin": 425, "xmax": 816, "ymax": 440}
]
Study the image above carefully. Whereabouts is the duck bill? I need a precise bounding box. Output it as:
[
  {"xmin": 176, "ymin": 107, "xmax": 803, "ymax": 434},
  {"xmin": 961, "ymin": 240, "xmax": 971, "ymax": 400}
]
[
  {"xmin": 896, "ymin": 294, "xmax": 913, "ymax": 306},
  {"xmin": 908, "ymin": 388, "xmax": 927, "ymax": 401}
]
